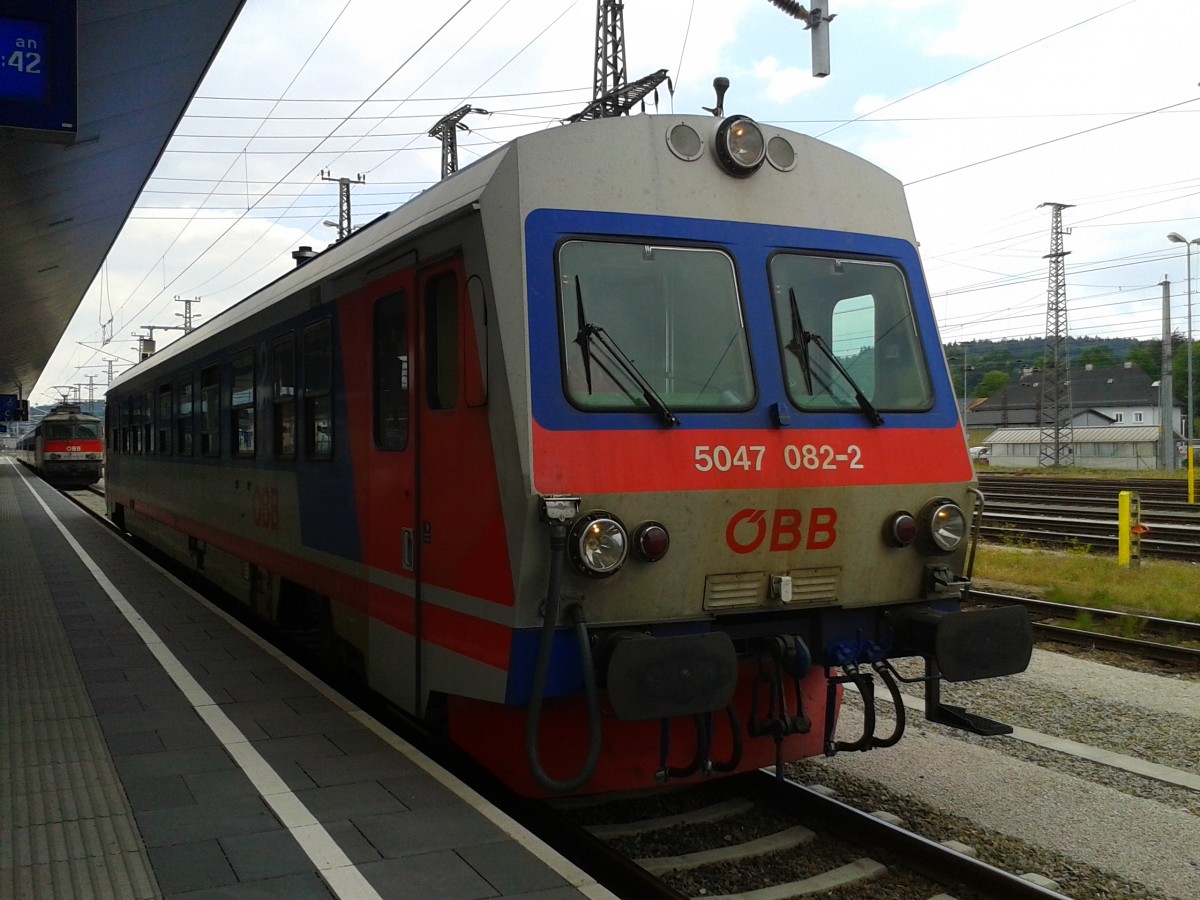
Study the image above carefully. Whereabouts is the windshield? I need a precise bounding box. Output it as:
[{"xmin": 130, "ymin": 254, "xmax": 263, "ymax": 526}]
[
  {"xmin": 770, "ymin": 254, "xmax": 932, "ymax": 412},
  {"xmin": 559, "ymin": 241, "xmax": 754, "ymax": 411}
]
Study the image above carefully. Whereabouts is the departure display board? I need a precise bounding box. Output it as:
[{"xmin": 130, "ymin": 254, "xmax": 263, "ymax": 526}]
[{"xmin": 0, "ymin": 1, "xmax": 76, "ymax": 141}]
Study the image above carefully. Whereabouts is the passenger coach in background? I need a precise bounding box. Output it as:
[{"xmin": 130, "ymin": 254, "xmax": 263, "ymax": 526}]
[{"xmin": 104, "ymin": 106, "xmax": 1032, "ymax": 796}]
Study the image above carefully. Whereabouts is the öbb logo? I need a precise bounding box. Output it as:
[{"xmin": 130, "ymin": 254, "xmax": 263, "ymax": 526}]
[{"xmin": 725, "ymin": 507, "xmax": 837, "ymax": 554}]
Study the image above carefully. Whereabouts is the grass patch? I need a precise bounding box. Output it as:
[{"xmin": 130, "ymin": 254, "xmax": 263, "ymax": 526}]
[{"xmin": 974, "ymin": 543, "xmax": 1200, "ymax": 623}]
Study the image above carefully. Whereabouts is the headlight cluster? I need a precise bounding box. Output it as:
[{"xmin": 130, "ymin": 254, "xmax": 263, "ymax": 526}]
[
  {"xmin": 568, "ymin": 512, "xmax": 670, "ymax": 578},
  {"xmin": 665, "ymin": 116, "xmax": 797, "ymax": 179},
  {"xmin": 884, "ymin": 499, "xmax": 968, "ymax": 554}
]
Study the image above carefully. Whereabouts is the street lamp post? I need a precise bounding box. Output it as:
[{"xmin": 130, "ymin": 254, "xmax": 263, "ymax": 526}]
[{"xmin": 1168, "ymin": 232, "xmax": 1200, "ymax": 446}]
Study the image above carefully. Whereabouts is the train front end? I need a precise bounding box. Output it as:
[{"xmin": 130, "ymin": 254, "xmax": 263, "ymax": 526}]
[
  {"xmin": 31, "ymin": 404, "xmax": 105, "ymax": 488},
  {"xmin": 452, "ymin": 112, "xmax": 1032, "ymax": 794}
]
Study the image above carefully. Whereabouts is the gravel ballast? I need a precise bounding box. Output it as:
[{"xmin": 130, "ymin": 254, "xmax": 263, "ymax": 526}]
[{"xmin": 795, "ymin": 647, "xmax": 1200, "ymax": 898}]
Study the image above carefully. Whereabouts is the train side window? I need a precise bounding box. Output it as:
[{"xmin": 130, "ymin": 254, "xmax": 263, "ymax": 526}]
[
  {"xmin": 178, "ymin": 377, "xmax": 194, "ymax": 456},
  {"xmin": 272, "ymin": 334, "xmax": 297, "ymax": 460},
  {"xmin": 157, "ymin": 384, "xmax": 172, "ymax": 455},
  {"xmin": 128, "ymin": 393, "xmax": 142, "ymax": 454},
  {"xmin": 200, "ymin": 365, "xmax": 220, "ymax": 457},
  {"xmin": 373, "ymin": 291, "xmax": 408, "ymax": 450},
  {"xmin": 303, "ymin": 321, "xmax": 333, "ymax": 460},
  {"xmin": 424, "ymin": 273, "xmax": 458, "ymax": 410},
  {"xmin": 231, "ymin": 348, "xmax": 255, "ymax": 458},
  {"xmin": 120, "ymin": 395, "xmax": 132, "ymax": 453},
  {"xmin": 106, "ymin": 402, "xmax": 117, "ymax": 452},
  {"xmin": 142, "ymin": 389, "xmax": 154, "ymax": 454}
]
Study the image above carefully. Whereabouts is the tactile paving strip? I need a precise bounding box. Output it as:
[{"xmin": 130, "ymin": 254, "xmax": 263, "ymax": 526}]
[{"xmin": 1, "ymin": 472, "xmax": 161, "ymax": 899}]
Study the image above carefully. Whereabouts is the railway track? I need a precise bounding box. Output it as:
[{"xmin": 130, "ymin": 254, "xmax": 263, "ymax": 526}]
[
  {"xmin": 976, "ymin": 472, "xmax": 1200, "ymax": 559},
  {"xmin": 970, "ymin": 589, "xmax": 1200, "ymax": 669},
  {"xmin": 554, "ymin": 771, "xmax": 1069, "ymax": 899}
]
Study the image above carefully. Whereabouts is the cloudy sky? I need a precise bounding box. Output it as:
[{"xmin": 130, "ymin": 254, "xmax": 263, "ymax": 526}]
[{"xmin": 34, "ymin": 0, "xmax": 1200, "ymax": 404}]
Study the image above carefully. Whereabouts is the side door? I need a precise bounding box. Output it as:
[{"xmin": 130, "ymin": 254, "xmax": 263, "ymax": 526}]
[
  {"xmin": 359, "ymin": 273, "xmax": 420, "ymax": 708},
  {"xmin": 413, "ymin": 258, "xmax": 514, "ymax": 709}
]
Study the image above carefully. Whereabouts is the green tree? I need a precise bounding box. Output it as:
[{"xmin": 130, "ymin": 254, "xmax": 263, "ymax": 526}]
[
  {"xmin": 1077, "ymin": 345, "xmax": 1117, "ymax": 368},
  {"xmin": 976, "ymin": 370, "xmax": 1011, "ymax": 398},
  {"xmin": 1127, "ymin": 342, "xmax": 1160, "ymax": 381}
]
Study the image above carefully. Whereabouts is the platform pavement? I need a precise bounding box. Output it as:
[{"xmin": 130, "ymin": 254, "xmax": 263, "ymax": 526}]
[{"xmin": 1, "ymin": 458, "xmax": 616, "ymax": 899}]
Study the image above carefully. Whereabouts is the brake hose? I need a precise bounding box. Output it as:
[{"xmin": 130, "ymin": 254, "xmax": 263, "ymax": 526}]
[{"xmin": 525, "ymin": 522, "xmax": 603, "ymax": 792}]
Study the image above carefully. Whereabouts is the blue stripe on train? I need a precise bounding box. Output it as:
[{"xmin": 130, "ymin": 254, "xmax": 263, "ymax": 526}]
[{"xmin": 524, "ymin": 208, "xmax": 957, "ymax": 434}]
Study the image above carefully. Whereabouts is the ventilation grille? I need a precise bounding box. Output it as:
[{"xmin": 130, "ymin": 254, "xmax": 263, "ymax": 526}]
[
  {"xmin": 786, "ymin": 566, "xmax": 841, "ymax": 604},
  {"xmin": 704, "ymin": 567, "xmax": 841, "ymax": 610},
  {"xmin": 704, "ymin": 572, "xmax": 766, "ymax": 610}
]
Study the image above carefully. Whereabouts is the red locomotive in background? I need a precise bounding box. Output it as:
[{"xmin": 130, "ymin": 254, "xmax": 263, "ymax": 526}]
[{"xmin": 14, "ymin": 402, "xmax": 104, "ymax": 488}]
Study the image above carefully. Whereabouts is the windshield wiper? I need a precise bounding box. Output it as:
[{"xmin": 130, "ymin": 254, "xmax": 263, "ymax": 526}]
[
  {"xmin": 574, "ymin": 276, "xmax": 680, "ymax": 428},
  {"xmin": 786, "ymin": 288, "xmax": 814, "ymax": 395},
  {"xmin": 785, "ymin": 288, "xmax": 884, "ymax": 427}
]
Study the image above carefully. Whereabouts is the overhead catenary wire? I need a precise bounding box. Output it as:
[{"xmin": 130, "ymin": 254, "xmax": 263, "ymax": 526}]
[{"xmin": 36, "ymin": 0, "xmax": 1200, "ymax": 403}]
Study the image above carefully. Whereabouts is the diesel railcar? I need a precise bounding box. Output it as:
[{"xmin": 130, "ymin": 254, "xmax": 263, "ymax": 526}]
[
  {"xmin": 14, "ymin": 403, "xmax": 104, "ymax": 487},
  {"xmin": 105, "ymin": 109, "xmax": 1032, "ymax": 795}
]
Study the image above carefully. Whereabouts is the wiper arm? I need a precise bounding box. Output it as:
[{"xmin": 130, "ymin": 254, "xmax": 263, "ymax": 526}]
[
  {"xmin": 805, "ymin": 330, "xmax": 885, "ymax": 427},
  {"xmin": 573, "ymin": 277, "xmax": 680, "ymax": 428},
  {"xmin": 785, "ymin": 288, "xmax": 814, "ymax": 395}
]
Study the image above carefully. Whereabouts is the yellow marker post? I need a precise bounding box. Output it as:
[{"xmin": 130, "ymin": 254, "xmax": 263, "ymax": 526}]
[
  {"xmin": 1118, "ymin": 490, "xmax": 1144, "ymax": 568},
  {"xmin": 1190, "ymin": 446, "xmax": 1196, "ymax": 505}
]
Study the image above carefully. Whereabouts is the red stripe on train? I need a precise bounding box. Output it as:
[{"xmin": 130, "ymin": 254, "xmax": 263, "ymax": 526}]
[{"xmin": 532, "ymin": 424, "xmax": 973, "ymax": 494}]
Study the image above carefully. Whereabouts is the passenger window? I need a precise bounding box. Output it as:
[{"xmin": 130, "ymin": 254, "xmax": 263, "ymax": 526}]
[
  {"xmin": 374, "ymin": 291, "xmax": 409, "ymax": 450},
  {"xmin": 157, "ymin": 384, "xmax": 172, "ymax": 455},
  {"xmin": 106, "ymin": 403, "xmax": 117, "ymax": 453},
  {"xmin": 272, "ymin": 334, "xmax": 297, "ymax": 460},
  {"xmin": 424, "ymin": 273, "xmax": 458, "ymax": 410},
  {"xmin": 178, "ymin": 378, "xmax": 194, "ymax": 456},
  {"xmin": 120, "ymin": 396, "xmax": 132, "ymax": 454},
  {"xmin": 303, "ymin": 321, "xmax": 333, "ymax": 460},
  {"xmin": 200, "ymin": 366, "xmax": 220, "ymax": 457},
  {"xmin": 142, "ymin": 389, "xmax": 154, "ymax": 454},
  {"xmin": 231, "ymin": 348, "xmax": 255, "ymax": 458}
]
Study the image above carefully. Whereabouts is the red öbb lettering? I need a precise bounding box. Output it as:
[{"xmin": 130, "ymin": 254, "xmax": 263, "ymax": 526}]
[
  {"xmin": 725, "ymin": 507, "xmax": 837, "ymax": 553},
  {"xmin": 252, "ymin": 486, "xmax": 280, "ymax": 531}
]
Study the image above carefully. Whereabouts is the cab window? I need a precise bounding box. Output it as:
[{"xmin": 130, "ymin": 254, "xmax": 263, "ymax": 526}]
[
  {"xmin": 769, "ymin": 255, "xmax": 932, "ymax": 412},
  {"xmin": 557, "ymin": 241, "xmax": 754, "ymax": 412}
]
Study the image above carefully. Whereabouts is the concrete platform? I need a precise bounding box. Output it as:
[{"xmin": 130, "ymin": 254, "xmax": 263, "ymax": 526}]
[{"xmin": 1, "ymin": 457, "xmax": 615, "ymax": 899}]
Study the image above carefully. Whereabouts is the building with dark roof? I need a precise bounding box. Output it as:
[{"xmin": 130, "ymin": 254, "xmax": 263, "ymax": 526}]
[{"xmin": 968, "ymin": 363, "xmax": 1184, "ymax": 470}]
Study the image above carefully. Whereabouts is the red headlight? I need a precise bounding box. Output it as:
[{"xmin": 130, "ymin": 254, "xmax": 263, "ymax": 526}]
[
  {"xmin": 632, "ymin": 521, "xmax": 670, "ymax": 562},
  {"xmin": 884, "ymin": 511, "xmax": 917, "ymax": 547}
]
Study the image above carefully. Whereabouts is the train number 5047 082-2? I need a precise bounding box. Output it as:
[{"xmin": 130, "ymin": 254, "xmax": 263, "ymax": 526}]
[{"xmin": 694, "ymin": 444, "xmax": 864, "ymax": 473}]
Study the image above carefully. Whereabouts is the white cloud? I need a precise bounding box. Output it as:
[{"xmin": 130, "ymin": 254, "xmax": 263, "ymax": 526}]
[{"xmin": 752, "ymin": 55, "xmax": 821, "ymax": 103}]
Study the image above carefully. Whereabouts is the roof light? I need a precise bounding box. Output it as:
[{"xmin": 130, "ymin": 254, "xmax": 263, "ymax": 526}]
[{"xmin": 714, "ymin": 116, "xmax": 765, "ymax": 177}]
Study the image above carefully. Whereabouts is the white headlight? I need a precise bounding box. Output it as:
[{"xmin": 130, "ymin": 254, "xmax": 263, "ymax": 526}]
[
  {"xmin": 921, "ymin": 500, "xmax": 967, "ymax": 553},
  {"xmin": 715, "ymin": 115, "xmax": 765, "ymax": 177},
  {"xmin": 570, "ymin": 512, "xmax": 629, "ymax": 577}
]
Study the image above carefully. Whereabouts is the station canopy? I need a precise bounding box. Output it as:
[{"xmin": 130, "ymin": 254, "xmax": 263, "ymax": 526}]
[{"xmin": 0, "ymin": 1, "xmax": 245, "ymax": 401}]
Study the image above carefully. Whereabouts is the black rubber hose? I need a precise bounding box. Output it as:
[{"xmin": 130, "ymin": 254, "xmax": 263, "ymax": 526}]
[
  {"xmin": 711, "ymin": 704, "xmax": 744, "ymax": 773},
  {"xmin": 870, "ymin": 666, "xmax": 907, "ymax": 749},
  {"xmin": 525, "ymin": 525, "xmax": 603, "ymax": 792},
  {"xmin": 834, "ymin": 672, "xmax": 877, "ymax": 753}
]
